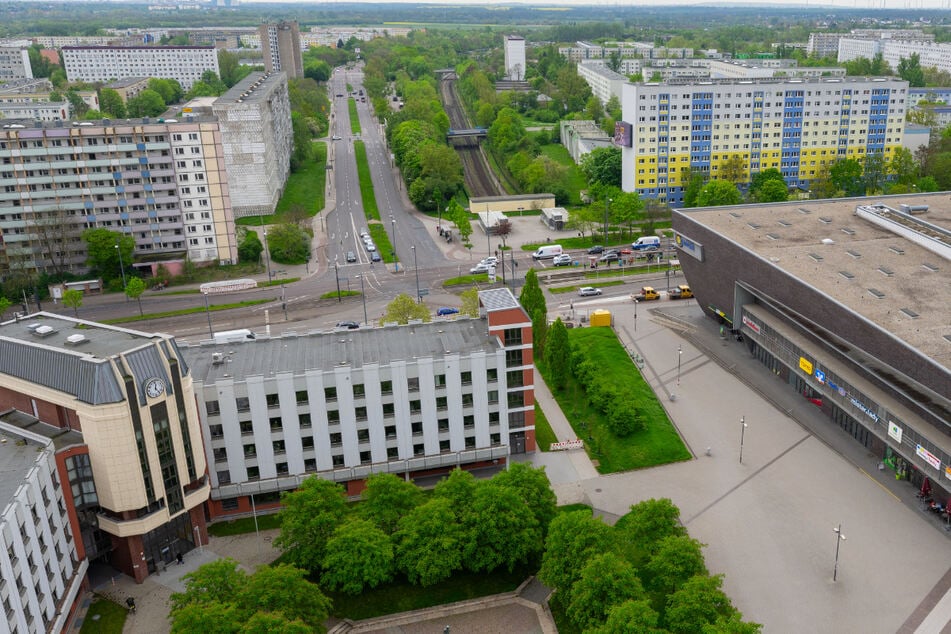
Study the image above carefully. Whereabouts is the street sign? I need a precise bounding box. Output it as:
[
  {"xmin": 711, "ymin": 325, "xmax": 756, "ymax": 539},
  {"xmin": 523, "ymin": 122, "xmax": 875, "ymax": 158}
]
[{"xmin": 418, "ymin": 289, "xmax": 429, "ymax": 296}]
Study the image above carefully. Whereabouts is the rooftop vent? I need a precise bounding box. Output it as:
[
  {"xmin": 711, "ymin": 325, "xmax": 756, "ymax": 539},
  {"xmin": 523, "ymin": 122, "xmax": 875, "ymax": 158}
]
[
  {"xmin": 888, "ymin": 246, "xmax": 905, "ymax": 255},
  {"xmin": 847, "ymin": 249, "xmax": 861, "ymax": 258},
  {"xmin": 729, "ymin": 212, "xmax": 742, "ymax": 218},
  {"xmin": 922, "ymin": 262, "xmax": 938, "ymax": 272},
  {"xmin": 899, "ymin": 308, "xmax": 919, "ymax": 319},
  {"xmin": 65, "ymin": 334, "xmax": 88, "ymax": 345},
  {"xmin": 766, "ymin": 233, "xmax": 780, "ymax": 241},
  {"xmin": 808, "ymin": 252, "xmax": 823, "ymax": 262},
  {"xmin": 839, "ymin": 271, "xmax": 855, "ymax": 280},
  {"xmin": 821, "ymin": 238, "xmax": 835, "ymax": 245},
  {"xmin": 747, "ymin": 222, "xmax": 761, "ymax": 229},
  {"xmin": 841, "ymin": 228, "xmax": 855, "ymax": 236},
  {"xmin": 819, "ymin": 217, "xmax": 832, "ymax": 224},
  {"xmin": 867, "ymin": 288, "xmax": 885, "ymax": 299},
  {"xmin": 878, "ymin": 266, "xmax": 894, "ymax": 277},
  {"xmin": 899, "ymin": 204, "xmax": 929, "ymax": 214},
  {"xmin": 778, "ymin": 220, "xmax": 791, "ymax": 227},
  {"xmin": 212, "ymin": 352, "xmax": 224, "ymax": 365},
  {"xmin": 25, "ymin": 323, "xmax": 41, "ymax": 332},
  {"xmin": 798, "ymin": 207, "xmax": 813, "ymax": 215},
  {"xmin": 32, "ymin": 325, "xmax": 56, "ymax": 337}
]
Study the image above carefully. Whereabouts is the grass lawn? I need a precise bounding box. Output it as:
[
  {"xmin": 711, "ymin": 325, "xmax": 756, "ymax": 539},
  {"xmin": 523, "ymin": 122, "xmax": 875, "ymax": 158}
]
[
  {"xmin": 443, "ymin": 273, "xmax": 489, "ymax": 286},
  {"xmin": 367, "ymin": 224, "xmax": 395, "ymax": 263},
  {"xmin": 354, "ymin": 141, "xmax": 381, "ymax": 222},
  {"xmin": 235, "ymin": 146, "xmax": 327, "ymax": 226},
  {"xmin": 534, "ymin": 402, "xmax": 557, "ymax": 451},
  {"xmin": 102, "ymin": 299, "xmax": 272, "ymax": 325},
  {"xmin": 80, "ymin": 596, "xmax": 127, "ymax": 634},
  {"xmin": 327, "ymin": 564, "xmax": 534, "ymax": 620},
  {"xmin": 540, "ymin": 328, "xmax": 690, "ymax": 473},
  {"xmin": 538, "ymin": 144, "xmax": 586, "ymax": 206},
  {"xmin": 320, "ymin": 290, "xmax": 361, "ymax": 300},
  {"xmin": 349, "ymin": 99, "xmax": 361, "ymax": 135},
  {"xmin": 549, "ymin": 280, "xmax": 625, "ymax": 294},
  {"xmin": 208, "ymin": 513, "xmax": 282, "ymax": 537}
]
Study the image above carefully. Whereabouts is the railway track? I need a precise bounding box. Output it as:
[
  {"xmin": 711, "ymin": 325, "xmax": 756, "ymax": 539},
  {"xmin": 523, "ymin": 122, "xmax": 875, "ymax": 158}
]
[{"xmin": 439, "ymin": 77, "xmax": 503, "ymax": 199}]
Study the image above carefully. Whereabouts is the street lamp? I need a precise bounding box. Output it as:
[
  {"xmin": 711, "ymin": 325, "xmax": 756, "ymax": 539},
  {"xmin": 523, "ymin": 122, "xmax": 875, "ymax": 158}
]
[
  {"xmin": 389, "ymin": 216, "xmax": 398, "ymax": 272},
  {"xmin": 677, "ymin": 344, "xmax": 682, "ymax": 386},
  {"xmin": 115, "ymin": 242, "xmax": 127, "ymax": 298},
  {"xmin": 202, "ymin": 291, "xmax": 213, "ymax": 338},
  {"xmin": 832, "ymin": 524, "xmax": 846, "ymax": 582},
  {"xmin": 604, "ymin": 198, "xmax": 612, "ymax": 242},
  {"xmin": 739, "ymin": 416, "xmax": 748, "ymax": 464},
  {"xmin": 356, "ymin": 274, "xmax": 368, "ymax": 325},
  {"xmin": 334, "ymin": 262, "xmax": 341, "ymax": 302},
  {"xmin": 411, "ymin": 246, "xmax": 420, "ymax": 302},
  {"xmin": 262, "ymin": 229, "xmax": 272, "ymax": 281}
]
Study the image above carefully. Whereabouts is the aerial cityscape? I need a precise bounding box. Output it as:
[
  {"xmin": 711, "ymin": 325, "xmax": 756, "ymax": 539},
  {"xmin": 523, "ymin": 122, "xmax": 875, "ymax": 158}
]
[{"xmin": 0, "ymin": 2, "xmax": 948, "ymax": 633}]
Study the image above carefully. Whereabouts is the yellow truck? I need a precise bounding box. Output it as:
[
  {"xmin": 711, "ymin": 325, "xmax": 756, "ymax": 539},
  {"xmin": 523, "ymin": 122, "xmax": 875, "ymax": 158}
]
[
  {"xmin": 668, "ymin": 285, "xmax": 694, "ymax": 300},
  {"xmin": 632, "ymin": 286, "xmax": 660, "ymax": 301}
]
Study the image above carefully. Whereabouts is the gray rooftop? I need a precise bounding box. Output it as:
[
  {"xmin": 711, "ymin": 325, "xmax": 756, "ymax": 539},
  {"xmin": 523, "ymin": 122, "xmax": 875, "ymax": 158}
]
[
  {"xmin": 0, "ymin": 422, "xmax": 51, "ymax": 514},
  {"xmin": 479, "ymin": 288, "xmax": 520, "ymax": 312},
  {"xmin": 182, "ymin": 319, "xmax": 500, "ymax": 385},
  {"xmin": 214, "ymin": 71, "xmax": 286, "ymax": 107},
  {"xmin": 680, "ymin": 193, "xmax": 951, "ymax": 367}
]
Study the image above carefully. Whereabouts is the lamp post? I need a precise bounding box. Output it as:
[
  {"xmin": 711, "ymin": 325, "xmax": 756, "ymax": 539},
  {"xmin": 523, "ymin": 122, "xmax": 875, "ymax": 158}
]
[
  {"xmin": 262, "ymin": 229, "xmax": 272, "ymax": 281},
  {"xmin": 390, "ymin": 216, "xmax": 397, "ymax": 272},
  {"xmin": 356, "ymin": 274, "xmax": 368, "ymax": 325},
  {"xmin": 115, "ymin": 242, "xmax": 127, "ymax": 299},
  {"xmin": 832, "ymin": 524, "xmax": 846, "ymax": 581},
  {"xmin": 739, "ymin": 416, "xmax": 748, "ymax": 464},
  {"xmin": 677, "ymin": 344, "xmax": 682, "ymax": 386},
  {"xmin": 604, "ymin": 198, "xmax": 612, "ymax": 243},
  {"xmin": 411, "ymin": 246, "xmax": 420, "ymax": 302},
  {"xmin": 634, "ymin": 298, "xmax": 638, "ymax": 332},
  {"xmin": 334, "ymin": 262, "xmax": 341, "ymax": 302},
  {"xmin": 202, "ymin": 291, "xmax": 213, "ymax": 338}
]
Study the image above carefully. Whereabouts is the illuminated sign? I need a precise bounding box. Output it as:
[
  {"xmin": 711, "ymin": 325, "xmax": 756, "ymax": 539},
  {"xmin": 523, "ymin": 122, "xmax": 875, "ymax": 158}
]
[
  {"xmin": 916, "ymin": 444, "xmax": 941, "ymax": 470},
  {"xmin": 673, "ymin": 231, "xmax": 704, "ymax": 262},
  {"xmin": 613, "ymin": 121, "xmax": 632, "ymax": 147},
  {"xmin": 799, "ymin": 357, "xmax": 813, "ymax": 374},
  {"xmin": 742, "ymin": 315, "xmax": 761, "ymax": 334},
  {"xmin": 887, "ymin": 421, "xmax": 902, "ymax": 444}
]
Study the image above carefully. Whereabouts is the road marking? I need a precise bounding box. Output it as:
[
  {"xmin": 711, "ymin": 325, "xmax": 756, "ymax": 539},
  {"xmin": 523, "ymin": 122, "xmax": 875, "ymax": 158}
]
[{"xmin": 858, "ymin": 468, "xmax": 901, "ymax": 502}]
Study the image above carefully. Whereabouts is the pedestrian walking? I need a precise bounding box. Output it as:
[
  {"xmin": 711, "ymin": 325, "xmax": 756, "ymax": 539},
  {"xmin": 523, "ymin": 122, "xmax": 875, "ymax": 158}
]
[{"xmin": 176, "ymin": 552, "xmax": 184, "ymax": 565}]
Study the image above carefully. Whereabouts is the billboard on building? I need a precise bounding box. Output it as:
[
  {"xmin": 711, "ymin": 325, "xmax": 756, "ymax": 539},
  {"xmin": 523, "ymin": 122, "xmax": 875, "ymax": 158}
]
[{"xmin": 613, "ymin": 121, "xmax": 632, "ymax": 147}]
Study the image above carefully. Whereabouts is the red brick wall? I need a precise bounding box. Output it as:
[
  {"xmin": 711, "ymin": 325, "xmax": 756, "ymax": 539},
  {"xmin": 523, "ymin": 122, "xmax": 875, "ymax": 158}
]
[
  {"xmin": 54, "ymin": 446, "xmax": 90, "ymax": 561},
  {"xmin": 0, "ymin": 386, "xmax": 80, "ymax": 430}
]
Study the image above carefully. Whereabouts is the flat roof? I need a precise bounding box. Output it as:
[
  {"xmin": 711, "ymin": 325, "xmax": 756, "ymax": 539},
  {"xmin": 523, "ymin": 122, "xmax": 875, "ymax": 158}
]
[
  {"xmin": 0, "ymin": 425, "xmax": 46, "ymax": 514},
  {"xmin": 479, "ymin": 288, "xmax": 520, "ymax": 312},
  {"xmin": 214, "ymin": 72, "xmax": 285, "ymax": 107},
  {"xmin": 679, "ymin": 193, "xmax": 951, "ymax": 367},
  {"xmin": 0, "ymin": 313, "xmax": 162, "ymax": 358},
  {"xmin": 182, "ymin": 319, "xmax": 500, "ymax": 385}
]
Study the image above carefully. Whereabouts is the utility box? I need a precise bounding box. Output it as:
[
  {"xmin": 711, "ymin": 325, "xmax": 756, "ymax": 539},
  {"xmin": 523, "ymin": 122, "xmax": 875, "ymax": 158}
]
[{"xmin": 590, "ymin": 309, "xmax": 612, "ymax": 327}]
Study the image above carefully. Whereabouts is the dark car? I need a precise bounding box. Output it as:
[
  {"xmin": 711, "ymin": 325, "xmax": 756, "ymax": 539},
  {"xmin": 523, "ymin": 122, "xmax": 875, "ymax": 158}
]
[
  {"xmin": 370, "ymin": 252, "xmax": 382, "ymax": 262},
  {"xmin": 336, "ymin": 321, "xmax": 359, "ymax": 330},
  {"xmin": 599, "ymin": 252, "xmax": 620, "ymax": 263},
  {"xmin": 437, "ymin": 307, "xmax": 460, "ymax": 316},
  {"xmin": 587, "ymin": 245, "xmax": 605, "ymax": 254},
  {"xmin": 345, "ymin": 251, "xmax": 356, "ymax": 263}
]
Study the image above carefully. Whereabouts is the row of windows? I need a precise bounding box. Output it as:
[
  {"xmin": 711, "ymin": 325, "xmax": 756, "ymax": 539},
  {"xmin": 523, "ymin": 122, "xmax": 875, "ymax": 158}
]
[{"xmin": 638, "ymin": 88, "xmax": 905, "ymax": 100}]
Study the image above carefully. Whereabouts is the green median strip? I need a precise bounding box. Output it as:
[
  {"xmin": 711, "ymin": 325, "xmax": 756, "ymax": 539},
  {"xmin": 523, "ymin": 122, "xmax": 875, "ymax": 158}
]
[
  {"xmin": 101, "ymin": 299, "xmax": 272, "ymax": 324},
  {"xmin": 549, "ymin": 280, "xmax": 625, "ymax": 294}
]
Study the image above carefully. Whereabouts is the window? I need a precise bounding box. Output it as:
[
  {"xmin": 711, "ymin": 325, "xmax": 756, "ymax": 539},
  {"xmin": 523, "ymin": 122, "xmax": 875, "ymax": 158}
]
[
  {"xmin": 383, "ymin": 403, "xmax": 395, "ymax": 417},
  {"xmin": 266, "ymin": 393, "xmax": 279, "ymax": 407},
  {"xmin": 503, "ymin": 328, "xmax": 522, "ymax": 346},
  {"xmin": 438, "ymin": 419, "xmax": 449, "ymax": 432},
  {"xmin": 299, "ymin": 413, "xmax": 311, "ymax": 428},
  {"xmin": 462, "ymin": 393, "xmax": 473, "ymax": 407},
  {"xmin": 328, "ymin": 410, "xmax": 340, "ymax": 423},
  {"xmin": 489, "ymin": 412, "xmax": 500, "ymax": 424},
  {"xmin": 355, "ymin": 406, "xmax": 367, "ymax": 420},
  {"xmin": 435, "ymin": 374, "xmax": 446, "ymax": 388},
  {"xmin": 360, "ymin": 451, "xmax": 371, "ymax": 464},
  {"xmin": 332, "ymin": 454, "xmax": 344, "ymax": 467},
  {"xmin": 330, "ymin": 432, "xmax": 342, "ymax": 446},
  {"xmin": 487, "ymin": 369, "xmax": 498, "ymax": 382},
  {"xmin": 509, "ymin": 411, "xmax": 526, "ymax": 427},
  {"xmin": 412, "ymin": 422, "xmax": 423, "ymax": 435},
  {"xmin": 464, "ymin": 415, "xmax": 474, "ymax": 428},
  {"xmin": 276, "ymin": 462, "xmax": 289, "ymax": 475},
  {"xmin": 465, "ymin": 436, "xmax": 476, "ymax": 449},
  {"xmin": 380, "ymin": 380, "xmax": 392, "ymax": 394},
  {"xmin": 240, "ymin": 421, "xmax": 253, "ymax": 435},
  {"xmin": 460, "ymin": 371, "xmax": 472, "ymax": 385},
  {"xmin": 209, "ymin": 424, "xmax": 223, "ymax": 439},
  {"xmin": 269, "ymin": 417, "xmax": 282, "ymax": 432},
  {"xmin": 410, "ymin": 400, "xmax": 421, "ymax": 413},
  {"xmin": 296, "ymin": 390, "xmax": 308, "ymax": 404},
  {"xmin": 413, "ymin": 443, "xmax": 425, "ymax": 456},
  {"xmin": 272, "ymin": 440, "xmax": 286, "ymax": 455},
  {"xmin": 488, "ymin": 390, "xmax": 499, "ymax": 404},
  {"xmin": 387, "ymin": 447, "xmax": 399, "ymax": 459},
  {"xmin": 205, "ymin": 400, "xmax": 220, "ymax": 415},
  {"xmin": 508, "ymin": 392, "xmax": 524, "ymax": 408},
  {"xmin": 244, "ymin": 444, "xmax": 256, "ymax": 457},
  {"xmin": 408, "ymin": 377, "xmax": 420, "ymax": 392},
  {"xmin": 304, "ymin": 458, "xmax": 317, "ymax": 472},
  {"xmin": 385, "ymin": 425, "xmax": 397, "ymax": 439},
  {"xmin": 324, "ymin": 386, "xmax": 337, "ymax": 401},
  {"xmin": 220, "ymin": 495, "xmax": 237, "ymax": 508},
  {"xmin": 506, "ymin": 370, "xmax": 524, "ymax": 387},
  {"xmin": 439, "ymin": 440, "xmax": 450, "ymax": 452},
  {"xmin": 247, "ymin": 466, "xmax": 260, "ymax": 480},
  {"xmin": 213, "ymin": 448, "xmax": 227, "ymax": 462},
  {"xmin": 358, "ymin": 429, "xmax": 370, "ymax": 442},
  {"xmin": 436, "ymin": 396, "xmax": 448, "ymax": 410},
  {"xmin": 353, "ymin": 383, "xmax": 365, "ymax": 398},
  {"xmin": 236, "ymin": 397, "xmax": 250, "ymax": 411},
  {"xmin": 302, "ymin": 436, "xmax": 314, "ymax": 449}
]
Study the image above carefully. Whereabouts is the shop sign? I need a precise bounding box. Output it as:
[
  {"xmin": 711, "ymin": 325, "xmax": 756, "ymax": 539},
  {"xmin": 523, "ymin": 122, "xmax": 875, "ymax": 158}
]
[
  {"xmin": 742, "ymin": 315, "xmax": 761, "ymax": 334},
  {"xmin": 850, "ymin": 396, "xmax": 880, "ymax": 423},
  {"xmin": 944, "ymin": 465, "xmax": 951, "ymax": 482},
  {"xmin": 916, "ymin": 444, "xmax": 941, "ymax": 470},
  {"xmin": 673, "ymin": 231, "xmax": 704, "ymax": 262},
  {"xmin": 814, "ymin": 369, "xmax": 826, "ymax": 384},
  {"xmin": 887, "ymin": 421, "xmax": 903, "ymax": 444},
  {"xmin": 799, "ymin": 357, "xmax": 813, "ymax": 374}
]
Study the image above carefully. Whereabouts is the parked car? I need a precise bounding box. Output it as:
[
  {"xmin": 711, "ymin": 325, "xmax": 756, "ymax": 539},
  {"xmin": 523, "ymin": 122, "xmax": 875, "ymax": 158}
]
[
  {"xmin": 470, "ymin": 263, "xmax": 490, "ymax": 274},
  {"xmin": 370, "ymin": 252, "xmax": 382, "ymax": 262},
  {"xmin": 552, "ymin": 254, "xmax": 573, "ymax": 266},
  {"xmin": 480, "ymin": 256, "xmax": 498, "ymax": 267},
  {"xmin": 578, "ymin": 287, "xmax": 602, "ymax": 297},
  {"xmin": 332, "ymin": 135, "xmax": 342, "ymax": 141},
  {"xmin": 437, "ymin": 307, "xmax": 460, "ymax": 316},
  {"xmin": 365, "ymin": 242, "xmax": 376, "ymax": 252},
  {"xmin": 599, "ymin": 252, "xmax": 620, "ymax": 263},
  {"xmin": 587, "ymin": 245, "xmax": 604, "ymax": 254},
  {"xmin": 345, "ymin": 251, "xmax": 356, "ymax": 263},
  {"xmin": 335, "ymin": 321, "xmax": 359, "ymax": 330}
]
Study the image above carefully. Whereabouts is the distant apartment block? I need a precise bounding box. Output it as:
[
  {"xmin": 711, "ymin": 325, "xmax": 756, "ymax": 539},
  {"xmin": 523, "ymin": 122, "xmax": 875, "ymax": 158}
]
[
  {"xmin": 620, "ymin": 76, "xmax": 908, "ymax": 205},
  {"xmin": 105, "ymin": 77, "xmax": 151, "ymax": 103},
  {"xmin": 560, "ymin": 119, "xmax": 613, "ymax": 164},
  {"xmin": 908, "ymin": 87, "xmax": 951, "ymax": 106},
  {"xmin": 708, "ymin": 59, "xmax": 845, "ymax": 79},
  {"xmin": 0, "ymin": 101, "xmax": 69, "ymax": 121},
  {"xmin": 577, "ymin": 61, "xmax": 627, "ymax": 105},
  {"xmin": 259, "ymin": 22, "xmax": 303, "ymax": 79},
  {"xmin": 807, "ymin": 33, "xmax": 843, "ymax": 58},
  {"xmin": 504, "ymin": 35, "xmax": 526, "ymax": 82},
  {"xmin": 212, "ymin": 72, "xmax": 293, "ymax": 218},
  {"xmin": 0, "ymin": 117, "xmax": 238, "ymax": 277},
  {"xmin": 0, "ymin": 47, "xmax": 32, "ymax": 81},
  {"xmin": 61, "ymin": 46, "xmax": 219, "ymax": 90}
]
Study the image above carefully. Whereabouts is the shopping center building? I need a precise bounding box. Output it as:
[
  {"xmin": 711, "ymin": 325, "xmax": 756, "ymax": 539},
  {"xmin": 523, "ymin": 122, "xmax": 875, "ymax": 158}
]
[{"xmin": 672, "ymin": 193, "xmax": 951, "ymax": 503}]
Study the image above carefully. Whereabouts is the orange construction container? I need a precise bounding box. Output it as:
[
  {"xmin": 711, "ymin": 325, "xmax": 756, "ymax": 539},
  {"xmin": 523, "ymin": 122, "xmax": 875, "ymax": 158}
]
[{"xmin": 590, "ymin": 309, "xmax": 612, "ymax": 327}]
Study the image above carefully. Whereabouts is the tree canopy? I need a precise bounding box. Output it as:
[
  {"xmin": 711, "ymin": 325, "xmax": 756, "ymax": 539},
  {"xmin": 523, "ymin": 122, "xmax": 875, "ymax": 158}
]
[{"xmin": 379, "ymin": 293, "xmax": 431, "ymax": 325}]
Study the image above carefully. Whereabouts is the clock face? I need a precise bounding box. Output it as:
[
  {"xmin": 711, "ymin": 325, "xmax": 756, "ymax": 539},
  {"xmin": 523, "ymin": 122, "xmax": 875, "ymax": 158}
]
[{"xmin": 145, "ymin": 378, "xmax": 166, "ymax": 399}]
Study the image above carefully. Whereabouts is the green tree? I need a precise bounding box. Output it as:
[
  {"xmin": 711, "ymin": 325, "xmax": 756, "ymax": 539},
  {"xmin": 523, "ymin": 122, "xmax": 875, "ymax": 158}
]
[
  {"xmin": 241, "ymin": 613, "xmax": 312, "ymax": 634},
  {"xmin": 518, "ymin": 269, "xmax": 546, "ymax": 328},
  {"xmin": 98, "ymin": 88, "xmax": 126, "ymax": 118},
  {"xmin": 491, "ymin": 463, "xmax": 557, "ymax": 537},
  {"xmin": 0, "ymin": 297, "xmax": 11, "ymax": 320},
  {"xmin": 716, "ymin": 155, "xmax": 747, "ymax": 184},
  {"xmin": 897, "ymin": 53, "xmax": 926, "ymax": 88},
  {"xmin": 63, "ymin": 289, "xmax": 83, "ymax": 318},
  {"xmin": 267, "ymin": 223, "xmax": 311, "ymax": 264},
  {"xmin": 829, "ymin": 158, "xmax": 865, "ymax": 196},
  {"xmin": 754, "ymin": 179, "xmax": 788, "ymax": 203},
  {"xmin": 585, "ymin": 95, "xmax": 605, "ymax": 122},
  {"xmin": 125, "ymin": 277, "xmax": 146, "ymax": 316},
  {"xmin": 291, "ymin": 111, "xmax": 314, "ymax": 171},
  {"xmin": 696, "ymin": 180, "xmax": 742, "ymax": 207},
  {"xmin": 359, "ymin": 473, "xmax": 423, "ymax": 535},
  {"xmin": 394, "ymin": 497, "xmax": 464, "ymax": 586},
  {"xmin": 237, "ymin": 228, "xmax": 263, "ymax": 264},
  {"xmin": 591, "ymin": 599, "xmax": 662, "ymax": 634},
  {"xmin": 544, "ymin": 318, "xmax": 571, "ymax": 391},
  {"xmin": 238, "ymin": 565, "xmax": 331, "ymax": 631},
  {"xmin": 461, "ymin": 482, "xmax": 541, "ymax": 574},
  {"xmin": 304, "ymin": 59, "xmax": 331, "ymax": 83},
  {"xmin": 665, "ymin": 574, "xmax": 739, "ymax": 634},
  {"xmin": 460, "ymin": 287, "xmax": 479, "ymax": 317},
  {"xmin": 581, "ymin": 146, "xmax": 622, "ymax": 187},
  {"xmin": 749, "ymin": 168, "xmax": 784, "ymax": 193},
  {"xmin": 532, "ymin": 308, "xmax": 548, "ymax": 360},
  {"xmin": 380, "ymin": 293, "xmax": 431, "ymax": 325},
  {"xmin": 682, "ymin": 171, "xmax": 707, "ymax": 208},
  {"xmin": 171, "ymin": 602, "xmax": 240, "ymax": 634},
  {"xmin": 643, "ymin": 535, "xmax": 708, "ymax": 595},
  {"xmin": 433, "ymin": 468, "xmax": 478, "ymax": 511},
  {"xmin": 148, "ymin": 78, "xmax": 184, "ymax": 105},
  {"xmin": 65, "ymin": 90, "xmax": 89, "ymax": 118},
  {"xmin": 862, "ymin": 152, "xmax": 887, "ymax": 194},
  {"xmin": 887, "ymin": 147, "xmax": 918, "ymax": 185},
  {"xmin": 614, "ymin": 498, "xmax": 686, "ymax": 565},
  {"xmin": 170, "ymin": 558, "xmax": 248, "ymax": 614},
  {"xmin": 539, "ymin": 510, "xmax": 613, "ymax": 609},
  {"xmin": 567, "ymin": 553, "xmax": 646, "ymax": 631},
  {"xmin": 274, "ymin": 477, "xmax": 348, "ymax": 571},
  {"xmin": 321, "ymin": 519, "xmax": 395, "ymax": 595},
  {"xmin": 218, "ymin": 50, "xmax": 247, "ymax": 87},
  {"xmin": 447, "ymin": 200, "xmax": 472, "ymax": 246},
  {"xmin": 126, "ymin": 89, "xmax": 166, "ymax": 117}
]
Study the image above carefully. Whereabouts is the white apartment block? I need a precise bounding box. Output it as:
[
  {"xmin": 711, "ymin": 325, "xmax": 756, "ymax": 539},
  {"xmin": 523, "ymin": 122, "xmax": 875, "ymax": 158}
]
[
  {"xmin": 0, "ymin": 48, "xmax": 32, "ymax": 82},
  {"xmin": 578, "ymin": 61, "xmax": 627, "ymax": 105},
  {"xmin": 187, "ymin": 288, "xmax": 537, "ymax": 518},
  {"xmin": 560, "ymin": 120, "xmax": 612, "ymax": 164},
  {"xmin": 212, "ymin": 72, "xmax": 293, "ymax": 218},
  {"xmin": 31, "ymin": 36, "xmax": 118, "ymax": 48},
  {"xmin": 62, "ymin": 46, "xmax": 219, "ymax": 91},
  {"xmin": 807, "ymin": 33, "xmax": 843, "ymax": 58},
  {"xmin": 620, "ymin": 76, "xmax": 908, "ymax": 205},
  {"xmin": 0, "ymin": 423, "xmax": 85, "ymax": 633},
  {"xmin": 837, "ymin": 38, "xmax": 884, "ymax": 64},
  {"xmin": 708, "ymin": 60, "xmax": 845, "ymax": 80},
  {"xmin": 0, "ymin": 117, "xmax": 238, "ymax": 276},
  {"xmin": 880, "ymin": 40, "xmax": 951, "ymax": 80},
  {"xmin": 259, "ymin": 22, "xmax": 302, "ymax": 79},
  {"xmin": 504, "ymin": 35, "xmax": 526, "ymax": 82},
  {"xmin": 0, "ymin": 102, "xmax": 69, "ymax": 121}
]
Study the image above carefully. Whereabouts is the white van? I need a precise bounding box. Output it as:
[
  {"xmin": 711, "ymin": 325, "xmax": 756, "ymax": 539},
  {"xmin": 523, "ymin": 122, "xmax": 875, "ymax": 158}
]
[
  {"xmin": 632, "ymin": 236, "xmax": 661, "ymax": 251},
  {"xmin": 213, "ymin": 329, "xmax": 256, "ymax": 344},
  {"xmin": 532, "ymin": 244, "xmax": 564, "ymax": 260}
]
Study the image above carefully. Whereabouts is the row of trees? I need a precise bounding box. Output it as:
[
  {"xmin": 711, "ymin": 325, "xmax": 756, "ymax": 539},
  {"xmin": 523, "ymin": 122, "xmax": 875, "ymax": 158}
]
[{"xmin": 274, "ymin": 466, "xmax": 556, "ymax": 593}]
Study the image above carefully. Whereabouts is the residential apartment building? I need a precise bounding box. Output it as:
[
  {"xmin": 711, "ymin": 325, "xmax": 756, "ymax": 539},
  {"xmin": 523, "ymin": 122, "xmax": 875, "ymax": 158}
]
[
  {"xmin": 807, "ymin": 33, "xmax": 843, "ymax": 58},
  {"xmin": 0, "ymin": 314, "xmax": 211, "ymax": 584},
  {"xmin": 187, "ymin": 288, "xmax": 535, "ymax": 519},
  {"xmin": 504, "ymin": 35, "xmax": 526, "ymax": 82},
  {"xmin": 908, "ymin": 87, "xmax": 951, "ymax": 106},
  {"xmin": 810, "ymin": 29, "xmax": 932, "ymax": 59},
  {"xmin": 212, "ymin": 72, "xmax": 292, "ymax": 218},
  {"xmin": 0, "ymin": 47, "xmax": 32, "ymax": 82},
  {"xmin": 61, "ymin": 46, "xmax": 219, "ymax": 91},
  {"xmin": 0, "ymin": 102, "xmax": 69, "ymax": 122},
  {"xmin": 0, "ymin": 117, "xmax": 237, "ymax": 277},
  {"xmin": 879, "ymin": 40, "xmax": 951, "ymax": 80},
  {"xmin": 620, "ymin": 76, "xmax": 908, "ymax": 205},
  {"xmin": 105, "ymin": 77, "xmax": 152, "ymax": 103},
  {"xmin": 259, "ymin": 22, "xmax": 303, "ymax": 79},
  {"xmin": 708, "ymin": 59, "xmax": 845, "ymax": 80},
  {"xmin": 578, "ymin": 62, "xmax": 626, "ymax": 105},
  {"xmin": 836, "ymin": 38, "xmax": 884, "ymax": 64},
  {"xmin": 560, "ymin": 119, "xmax": 613, "ymax": 164},
  {"xmin": 0, "ymin": 421, "xmax": 86, "ymax": 633}
]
